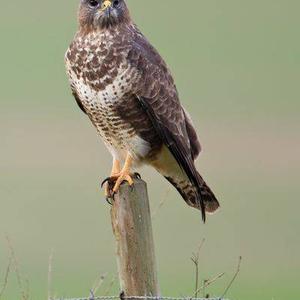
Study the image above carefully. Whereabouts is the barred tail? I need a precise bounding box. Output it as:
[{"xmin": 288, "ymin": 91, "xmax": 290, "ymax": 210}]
[{"xmin": 165, "ymin": 172, "xmax": 220, "ymax": 214}]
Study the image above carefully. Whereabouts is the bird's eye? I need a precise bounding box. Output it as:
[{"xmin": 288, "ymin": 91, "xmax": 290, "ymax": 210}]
[
  {"xmin": 88, "ymin": 0, "xmax": 99, "ymax": 8},
  {"xmin": 113, "ymin": 0, "xmax": 120, "ymax": 8}
]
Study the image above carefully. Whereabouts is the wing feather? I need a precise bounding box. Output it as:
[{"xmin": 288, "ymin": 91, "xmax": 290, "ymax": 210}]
[
  {"xmin": 127, "ymin": 33, "xmax": 206, "ymax": 220},
  {"xmin": 137, "ymin": 96, "xmax": 206, "ymax": 222},
  {"xmin": 71, "ymin": 87, "xmax": 87, "ymax": 115},
  {"xmin": 183, "ymin": 108, "xmax": 202, "ymax": 160},
  {"xmin": 128, "ymin": 29, "xmax": 208, "ymax": 221}
]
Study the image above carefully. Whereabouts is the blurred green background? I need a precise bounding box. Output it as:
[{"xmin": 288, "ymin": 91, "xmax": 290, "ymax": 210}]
[{"xmin": 0, "ymin": 0, "xmax": 299, "ymax": 299}]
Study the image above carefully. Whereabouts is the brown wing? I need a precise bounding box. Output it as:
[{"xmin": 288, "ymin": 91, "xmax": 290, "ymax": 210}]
[
  {"xmin": 71, "ymin": 85, "xmax": 87, "ymax": 115},
  {"xmin": 128, "ymin": 30, "xmax": 196, "ymax": 157},
  {"xmin": 128, "ymin": 29, "xmax": 206, "ymax": 221},
  {"xmin": 182, "ymin": 108, "xmax": 202, "ymax": 160}
]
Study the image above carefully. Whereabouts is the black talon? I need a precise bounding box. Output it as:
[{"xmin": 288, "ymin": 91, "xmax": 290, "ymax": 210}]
[
  {"xmin": 105, "ymin": 197, "xmax": 113, "ymax": 205},
  {"xmin": 101, "ymin": 177, "xmax": 111, "ymax": 188},
  {"xmin": 112, "ymin": 192, "xmax": 117, "ymax": 200},
  {"xmin": 134, "ymin": 172, "xmax": 141, "ymax": 179}
]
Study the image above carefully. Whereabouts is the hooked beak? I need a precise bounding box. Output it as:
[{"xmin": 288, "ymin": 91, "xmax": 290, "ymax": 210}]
[{"xmin": 100, "ymin": 0, "xmax": 112, "ymax": 11}]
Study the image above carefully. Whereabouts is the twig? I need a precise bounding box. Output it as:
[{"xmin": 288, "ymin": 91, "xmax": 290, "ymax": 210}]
[
  {"xmin": 202, "ymin": 280, "xmax": 207, "ymax": 298},
  {"xmin": 104, "ymin": 275, "xmax": 117, "ymax": 296},
  {"xmin": 194, "ymin": 272, "xmax": 225, "ymax": 297},
  {"xmin": 190, "ymin": 258, "xmax": 199, "ymax": 298},
  {"xmin": 152, "ymin": 188, "xmax": 171, "ymax": 219},
  {"xmin": 190, "ymin": 239, "xmax": 205, "ymax": 298},
  {"xmin": 5, "ymin": 236, "xmax": 28, "ymax": 300},
  {"xmin": 24, "ymin": 277, "xmax": 30, "ymax": 300},
  {"xmin": 48, "ymin": 249, "xmax": 54, "ymax": 300},
  {"xmin": 0, "ymin": 255, "xmax": 13, "ymax": 299},
  {"xmin": 91, "ymin": 273, "xmax": 107, "ymax": 296},
  {"xmin": 221, "ymin": 256, "xmax": 242, "ymax": 298}
]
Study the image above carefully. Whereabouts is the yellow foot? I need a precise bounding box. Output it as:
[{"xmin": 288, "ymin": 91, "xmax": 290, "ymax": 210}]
[
  {"xmin": 102, "ymin": 172, "xmax": 140, "ymax": 195},
  {"xmin": 101, "ymin": 172, "xmax": 134, "ymax": 203},
  {"xmin": 111, "ymin": 172, "xmax": 134, "ymax": 194},
  {"xmin": 102, "ymin": 159, "xmax": 121, "ymax": 203},
  {"xmin": 101, "ymin": 154, "xmax": 135, "ymax": 202}
]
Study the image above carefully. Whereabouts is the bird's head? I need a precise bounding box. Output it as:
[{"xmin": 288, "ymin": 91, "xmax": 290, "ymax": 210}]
[{"xmin": 78, "ymin": 0, "xmax": 131, "ymax": 30}]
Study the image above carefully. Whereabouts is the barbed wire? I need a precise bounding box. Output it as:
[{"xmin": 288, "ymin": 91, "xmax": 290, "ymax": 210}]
[{"xmin": 53, "ymin": 296, "xmax": 227, "ymax": 300}]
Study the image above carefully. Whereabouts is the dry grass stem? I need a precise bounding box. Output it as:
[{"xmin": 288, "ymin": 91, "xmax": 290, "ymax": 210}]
[
  {"xmin": 0, "ymin": 255, "xmax": 13, "ymax": 299},
  {"xmin": 104, "ymin": 275, "xmax": 117, "ymax": 296},
  {"xmin": 194, "ymin": 272, "xmax": 225, "ymax": 297},
  {"xmin": 152, "ymin": 188, "xmax": 171, "ymax": 219},
  {"xmin": 191, "ymin": 239, "xmax": 205, "ymax": 298},
  {"xmin": 202, "ymin": 279, "xmax": 207, "ymax": 298},
  {"xmin": 48, "ymin": 249, "xmax": 54, "ymax": 300},
  {"xmin": 221, "ymin": 256, "xmax": 242, "ymax": 298},
  {"xmin": 91, "ymin": 273, "xmax": 107, "ymax": 296},
  {"xmin": 24, "ymin": 277, "xmax": 30, "ymax": 300},
  {"xmin": 5, "ymin": 236, "xmax": 29, "ymax": 300}
]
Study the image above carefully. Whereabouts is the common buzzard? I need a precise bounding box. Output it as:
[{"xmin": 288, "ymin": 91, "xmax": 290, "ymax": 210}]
[{"xmin": 65, "ymin": 0, "xmax": 219, "ymax": 221}]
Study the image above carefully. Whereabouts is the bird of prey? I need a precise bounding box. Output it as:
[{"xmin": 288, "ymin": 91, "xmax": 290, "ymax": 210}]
[{"xmin": 65, "ymin": 0, "xmax": 219, "ymax": 221}]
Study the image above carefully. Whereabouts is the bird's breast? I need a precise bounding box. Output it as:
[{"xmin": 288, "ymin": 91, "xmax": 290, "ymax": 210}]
[{"xmin": 65, "ymin": 32, "xmax": 157, "ymax": 163}]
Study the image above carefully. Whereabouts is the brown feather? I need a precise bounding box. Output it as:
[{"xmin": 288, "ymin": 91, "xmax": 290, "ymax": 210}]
[{"xmin": 65, "ymin": 3, "xmax": 219, "ymax": 221}]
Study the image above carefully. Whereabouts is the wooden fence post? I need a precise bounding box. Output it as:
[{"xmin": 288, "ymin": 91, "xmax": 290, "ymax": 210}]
[{"xmin": 110, "ymin": 178, "xmax": 160, "ymax": 297}]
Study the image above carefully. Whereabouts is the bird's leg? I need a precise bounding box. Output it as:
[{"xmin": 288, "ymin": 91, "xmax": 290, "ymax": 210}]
[
  {"xmin": 104, "ymin": 158, "xmax": 121, "ymax": 200},
  {"xmin": 111, "ymin": 153, "xmax": 134, "ymax": 194},
  {"xmin": 111, "ymin": 159, "xmax": 121, "ymax": 176}
]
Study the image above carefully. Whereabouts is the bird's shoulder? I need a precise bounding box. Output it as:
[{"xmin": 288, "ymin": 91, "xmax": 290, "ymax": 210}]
[
  {"xmin": 126, "ymin": 26, "xmax": 174, "ymax": 84},
  {"xmin": 125, "ymin": 26, "xmax": 202, "ymax": 159},
  {"xmin": 123, "ymin": 26, "xmax": 183, "ymax": 125}
]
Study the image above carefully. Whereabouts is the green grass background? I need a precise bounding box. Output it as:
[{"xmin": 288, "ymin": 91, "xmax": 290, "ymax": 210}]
[{"xmin": 0, "ymin": 0, "xmax": 299, "ymax": 299}]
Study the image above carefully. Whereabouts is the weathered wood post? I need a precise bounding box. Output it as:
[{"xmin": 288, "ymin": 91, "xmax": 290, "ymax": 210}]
[{"xmin": 110, "ymin": 179, "xmax": 160, "ymax": 297}]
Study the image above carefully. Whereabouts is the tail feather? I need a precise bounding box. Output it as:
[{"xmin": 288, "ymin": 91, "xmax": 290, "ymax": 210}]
[
  {"xmin": 151, "ymin": 145, "xmax": 219, "ymax": 220},
  {"xmin": 165, "ymin": 172, "xmax": 220, "ymax": 215}
]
